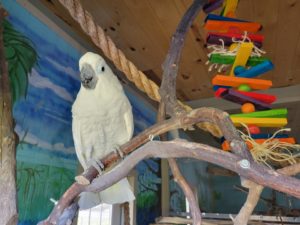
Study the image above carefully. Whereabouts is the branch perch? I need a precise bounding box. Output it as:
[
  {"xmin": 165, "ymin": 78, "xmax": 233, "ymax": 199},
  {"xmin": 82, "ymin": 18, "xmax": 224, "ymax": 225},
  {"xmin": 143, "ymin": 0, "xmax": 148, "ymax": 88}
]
[
  {"xmin": 40, "ymin": 107, "xmax": 241, "ymax": 224},
  {"xmin": 40, "ymin": 109, "xmax": 300, "ymax": 225},
  {"xmin": 85, "ymin": 140, "xmax": 300, "ymax": 200},
  {"xmin": 234, "ymin": 163, "xmax": 300, "ymax": 225},
  {"xmin": 159, "ymin": 0, "xmax": 208, "ymax": 117}
]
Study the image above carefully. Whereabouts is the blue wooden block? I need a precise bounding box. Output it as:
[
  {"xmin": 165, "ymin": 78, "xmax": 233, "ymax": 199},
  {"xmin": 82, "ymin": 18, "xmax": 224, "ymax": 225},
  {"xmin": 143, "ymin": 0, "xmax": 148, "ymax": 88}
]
[
  {"xmin": 234, "ymin": 66, "xmax": 246, "ymax": 75},
  {"xmin": 205, "ymin": 14, "xmax": 247, "ymax": 23},
  {"xmin": 234, "ymin": 60, "xmax": 274, "ymax": 78},
  {"xmin": 213, "ymin": 85, "xmax": 230, "ymax": 91},
  {"xmin": 251, "ymin": 133, "xmax": 289, "ymax": 139}
]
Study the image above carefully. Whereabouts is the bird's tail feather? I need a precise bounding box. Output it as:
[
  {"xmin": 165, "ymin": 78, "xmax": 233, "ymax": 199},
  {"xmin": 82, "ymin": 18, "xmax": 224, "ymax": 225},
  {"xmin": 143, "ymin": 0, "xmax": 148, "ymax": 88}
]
[
  {"xmin": 100, "ymin": 178, "xmax": 135, "ymax": 204},
  {"xmin": 78, "ymin": 178, "xmax": 135, "ymax": 209},
  {"xmin": 78, "ymin": 192, "xmax": 102, "ymax": 210}
]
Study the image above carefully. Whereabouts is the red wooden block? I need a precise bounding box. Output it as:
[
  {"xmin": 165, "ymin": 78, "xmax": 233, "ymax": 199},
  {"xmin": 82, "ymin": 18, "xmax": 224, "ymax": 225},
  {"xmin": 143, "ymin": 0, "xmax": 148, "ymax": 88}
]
[
  {"xmin": 237, "ymin": 91, "xmax": 277, "ymax": 104},
  {"xmin": 207, "ymin": 31, "xmax": 264, "ymax": 43},
  {"xmin": 215, "ymin": 88, "xmax": 227, "ymax": 97},
  {"xmin": 220, "ymin": 89, "xmax": 271, "ymax": 110}
]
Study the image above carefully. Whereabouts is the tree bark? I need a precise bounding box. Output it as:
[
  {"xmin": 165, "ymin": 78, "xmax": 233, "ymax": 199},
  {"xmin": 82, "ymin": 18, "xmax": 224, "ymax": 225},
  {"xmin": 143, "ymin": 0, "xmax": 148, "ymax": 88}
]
[
  {"xmin": 0, "ymin": 7, "xmax": 18, "ymax": 225},
  {"xmin": 159, "ymin": 0, "xmax": 208, "ymax": 116}
]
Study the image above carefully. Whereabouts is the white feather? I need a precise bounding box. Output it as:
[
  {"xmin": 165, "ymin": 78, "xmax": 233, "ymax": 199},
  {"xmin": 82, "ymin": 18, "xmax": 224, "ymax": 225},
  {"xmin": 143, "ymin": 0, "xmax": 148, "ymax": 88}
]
[{"xmin": 72, "ymin": 52, "xmax": 135, "ymax": 208}]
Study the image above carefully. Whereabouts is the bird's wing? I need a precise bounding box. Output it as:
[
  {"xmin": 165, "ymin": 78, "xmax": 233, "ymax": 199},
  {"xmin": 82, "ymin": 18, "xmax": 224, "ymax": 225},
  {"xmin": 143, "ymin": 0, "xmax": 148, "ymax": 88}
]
[
  {"xmin": 72, "ymin": 117, "xmax": 88, "ymax": 169},
  {"xmin": 123, "ymin": 101, "xmax": 134, "ymax": 142}
]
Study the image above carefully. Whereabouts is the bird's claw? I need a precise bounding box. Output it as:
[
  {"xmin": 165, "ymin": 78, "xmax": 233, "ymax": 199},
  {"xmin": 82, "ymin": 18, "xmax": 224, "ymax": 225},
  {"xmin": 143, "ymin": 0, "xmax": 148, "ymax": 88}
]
[
  {"xmin": 88, "ymin": 159, "xmax": 105, "ymax": 174},
  {"xmin": 114, "ymin": 145, "xmax": 124, "ymax": 159}
]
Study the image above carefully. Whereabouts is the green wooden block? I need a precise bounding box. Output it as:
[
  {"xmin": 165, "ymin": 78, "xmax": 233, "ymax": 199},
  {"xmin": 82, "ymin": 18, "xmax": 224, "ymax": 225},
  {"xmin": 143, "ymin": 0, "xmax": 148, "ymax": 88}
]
[
  {"xmin": 209, "ymin": 54, "xmax": 269, "ymax": 66},
  {"xmin": 230, "ymin": 108, "xmax": 288, "ymax": 118}
]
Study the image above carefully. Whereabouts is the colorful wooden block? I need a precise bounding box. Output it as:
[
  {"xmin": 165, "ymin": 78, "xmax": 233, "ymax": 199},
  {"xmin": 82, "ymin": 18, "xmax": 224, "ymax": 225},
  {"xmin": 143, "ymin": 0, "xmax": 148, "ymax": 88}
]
[
  {"xmin": 251, "ymin": 133, "xmax": 289, "ymax": 139},
  {"xmin": 212, "ymin": 75, "xmax": 273, "ymax": 90},
  {"xmin": 230, "ymin": 42, "xmax": 254, "ymax": 75},
  {"xmin": 222, "ymin": 137, "xmax": 296, "ymax": 151},
  {"xmin": 205, "ymin": 14, "xmax": 245, "ymax": 23},
  {"xmin": 220, "ymin": 89, "xmax": 271, "ymax": 110},
  {"xmin": 231, "ymin": 117, "xmax": 288, "ymax": 127},
  {"xmin": 235, "ymin": 91, "xmax": 276, "ymax": 104},
  {"xmin": 213, "ymin": 85, "xmax": 230, "ymax": 91},
  {"xmin": 221, "ymin": 0, "xmax": 239, "ymax": 17},
  {"xmin": 209, "ymin": 54, "xmax": 268, "ymax": 66},
  {"xmin": 215, "ymin": 87, "xmax": 227, "ymax": 97},
  {"xmin": 207, "ymin": 34, "xmax": 263, "ymax": 48},
  {"xmin": 234, "ymin": 60, "xmax": 274, "ymax": 78},
  {"xmin": 206, "ymin": 32, "xmax": 264, "ymax": 47},
  {"xmin": 204, "ymin": 20, "xmax": 262, "ymax": 33},
  {"xmin": 231, "ymin": 108, "xmax": 288, "ymax": 118}
]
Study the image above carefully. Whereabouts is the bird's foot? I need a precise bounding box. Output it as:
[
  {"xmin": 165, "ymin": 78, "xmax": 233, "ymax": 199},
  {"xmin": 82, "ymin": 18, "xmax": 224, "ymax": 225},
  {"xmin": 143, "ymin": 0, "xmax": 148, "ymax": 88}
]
[
  {"xmin": 88, "ymin": 158, "xmax": 105, "ymax": 174},
  {"xmin": 113, "ymin": 145, "xmax": 124, "ymax": 159},
  {"xmin": 75, "ymin": 159, "xmax": 105, "ymax": 185}
]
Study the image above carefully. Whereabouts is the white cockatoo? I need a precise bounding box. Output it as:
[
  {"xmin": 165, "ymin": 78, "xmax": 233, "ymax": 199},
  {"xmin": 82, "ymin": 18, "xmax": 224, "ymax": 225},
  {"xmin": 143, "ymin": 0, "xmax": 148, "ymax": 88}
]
[{"xmin": 72, "ymin": 52, "xmax": 135, "ymax": 209}]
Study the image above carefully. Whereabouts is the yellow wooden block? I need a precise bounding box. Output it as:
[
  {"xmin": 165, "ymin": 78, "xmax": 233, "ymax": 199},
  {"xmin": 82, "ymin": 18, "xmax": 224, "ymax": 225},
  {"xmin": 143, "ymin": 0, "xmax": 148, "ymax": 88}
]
[
  {"xmin": 231, "ymin": 117, "xmax": 288, "ymax": 127},
  {"xmin": 229, "ymin": 43, "xmax": 238, "ymax": 51},
  {"xmin": 230, "ymin": 42, "xmax": 254, "ymax": 75},
  {"xmin": 223, "ymin": 0, "xmax": 239, "ymax": 17}
]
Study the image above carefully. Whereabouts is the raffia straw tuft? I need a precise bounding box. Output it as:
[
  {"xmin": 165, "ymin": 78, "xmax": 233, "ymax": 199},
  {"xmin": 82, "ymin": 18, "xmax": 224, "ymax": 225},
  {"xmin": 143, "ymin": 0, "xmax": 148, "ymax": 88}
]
[{"xmin": 238, "ymin": 124, "xmax": 300, "ymax": 168}]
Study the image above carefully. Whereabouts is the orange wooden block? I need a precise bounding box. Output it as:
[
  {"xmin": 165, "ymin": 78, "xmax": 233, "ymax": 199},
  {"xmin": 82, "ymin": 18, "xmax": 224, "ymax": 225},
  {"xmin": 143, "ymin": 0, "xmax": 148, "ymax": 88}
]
[
  {"xmin": 204, "ymin": 20, "xmax": 262, "ymax": 32},
  {"xmin": 212, "ymin": 75, "xmax": 273, "ymax": 90},
  {"xmin": 222, "ymin": 138, "xmax": 296, "ymax": 151}
]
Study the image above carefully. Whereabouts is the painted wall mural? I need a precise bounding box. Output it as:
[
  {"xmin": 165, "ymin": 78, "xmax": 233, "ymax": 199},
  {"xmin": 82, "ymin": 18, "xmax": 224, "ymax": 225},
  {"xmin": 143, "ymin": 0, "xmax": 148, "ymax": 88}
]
[{"xmin": 2, "ymin": 1, "xmax": 162, "ymax": 224}]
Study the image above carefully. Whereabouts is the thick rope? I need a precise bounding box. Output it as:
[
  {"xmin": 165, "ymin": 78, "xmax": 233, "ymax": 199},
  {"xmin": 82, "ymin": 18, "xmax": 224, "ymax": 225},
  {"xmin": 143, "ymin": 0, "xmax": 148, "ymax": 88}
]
[{"xmin": 58, "ymin": 0, "xmax": 222, "ymax": 137}]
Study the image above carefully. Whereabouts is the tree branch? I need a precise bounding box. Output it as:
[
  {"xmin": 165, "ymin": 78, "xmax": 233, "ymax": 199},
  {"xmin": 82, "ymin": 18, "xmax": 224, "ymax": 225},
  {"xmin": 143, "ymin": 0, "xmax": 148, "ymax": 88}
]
[
  {"xmin": 159, "ymin": 0, "xmax": 208, "ymax": 117},
  {"xmin": 85, "ymin": 140, "xmax": 300, "ymax": 200},
  {"xmin": 39, "ymin": 107, "xmax": 300, "ymax": 225},
  {"xmin": 39, "ymin": 107, "xmax": 243, "ymax": 224},
  {"xmin": 0, "ymin": 6, "xmax": 18, "ymax": 225},
  {"xmin": 234, "ymin": 163, "xmax": 300, "ymax": 225}
]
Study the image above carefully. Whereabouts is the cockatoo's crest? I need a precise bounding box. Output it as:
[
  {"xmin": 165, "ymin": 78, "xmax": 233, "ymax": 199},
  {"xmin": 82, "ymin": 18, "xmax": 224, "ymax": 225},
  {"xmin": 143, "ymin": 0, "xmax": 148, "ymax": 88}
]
[{"xmin": 79, "ymin": 52, "xmax": 105, "ymax": 73}]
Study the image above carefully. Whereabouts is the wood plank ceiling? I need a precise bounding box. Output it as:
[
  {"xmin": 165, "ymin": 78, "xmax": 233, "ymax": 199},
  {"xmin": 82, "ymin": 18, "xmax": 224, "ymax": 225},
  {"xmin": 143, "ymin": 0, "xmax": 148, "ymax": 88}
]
[{"xmin": 41, "ymin": 0, "xmax": 300, "ymax": 101}]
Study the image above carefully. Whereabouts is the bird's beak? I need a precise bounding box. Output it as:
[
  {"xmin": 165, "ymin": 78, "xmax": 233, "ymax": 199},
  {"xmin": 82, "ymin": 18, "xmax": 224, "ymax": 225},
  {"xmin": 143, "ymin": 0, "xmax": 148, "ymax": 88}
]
[{"xmin": 80, "ymin": 64, "xmax": 97, "ymax": 89}]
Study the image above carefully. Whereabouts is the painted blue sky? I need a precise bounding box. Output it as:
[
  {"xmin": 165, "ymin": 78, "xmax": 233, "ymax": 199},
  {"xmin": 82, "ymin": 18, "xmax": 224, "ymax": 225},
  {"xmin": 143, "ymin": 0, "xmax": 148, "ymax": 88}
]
[{"xmin": 2, "ymin": 0, "xmax": 156, "ymax": 168}]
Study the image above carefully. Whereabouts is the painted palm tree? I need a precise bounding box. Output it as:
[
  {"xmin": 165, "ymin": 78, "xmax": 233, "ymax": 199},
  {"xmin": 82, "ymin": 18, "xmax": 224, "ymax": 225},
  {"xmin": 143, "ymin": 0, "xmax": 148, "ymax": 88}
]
[
  {"xmin": 3, "ymin": 19, "xmax": 38, "ymax": 103},
  {"xmin": 0, "ymin": 15, "xmax": 38, "ymax": 225}
]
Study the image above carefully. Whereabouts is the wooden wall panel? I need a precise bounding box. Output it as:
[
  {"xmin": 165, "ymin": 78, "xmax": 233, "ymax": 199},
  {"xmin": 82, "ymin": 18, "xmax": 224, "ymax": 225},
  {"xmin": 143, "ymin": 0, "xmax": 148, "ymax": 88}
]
[{"xmin": 42, "ymin": 0, "xmax": 300, "ymax": 101}]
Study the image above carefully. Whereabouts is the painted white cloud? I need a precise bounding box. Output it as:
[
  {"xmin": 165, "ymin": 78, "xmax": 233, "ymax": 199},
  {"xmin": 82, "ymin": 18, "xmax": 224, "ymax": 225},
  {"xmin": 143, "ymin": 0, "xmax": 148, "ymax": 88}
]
[
  {"xmin": 15, "ymin": 125, "xmax": 75, "ymax": 154},
  {"xmin": 29, "ymin": 68, "xmax": 74, "ymax": 102},
  {"xmin": 45, "ymin": 56, "xmax": 80, "ymax": 81}
]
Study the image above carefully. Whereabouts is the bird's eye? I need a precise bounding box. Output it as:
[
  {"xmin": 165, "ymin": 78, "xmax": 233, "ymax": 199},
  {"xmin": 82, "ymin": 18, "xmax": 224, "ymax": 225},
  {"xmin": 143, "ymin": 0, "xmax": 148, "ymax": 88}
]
[{"xmin": 101, "ymin": 66, "xmax": 105, "ymax": 72}]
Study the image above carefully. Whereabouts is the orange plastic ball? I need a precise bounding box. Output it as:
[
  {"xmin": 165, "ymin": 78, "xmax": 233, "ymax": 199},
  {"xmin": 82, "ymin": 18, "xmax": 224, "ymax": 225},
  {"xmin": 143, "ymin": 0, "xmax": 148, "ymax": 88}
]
[{"xmin": 241, "ymin": 103, "xmax": 255, "ymax": 113}]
